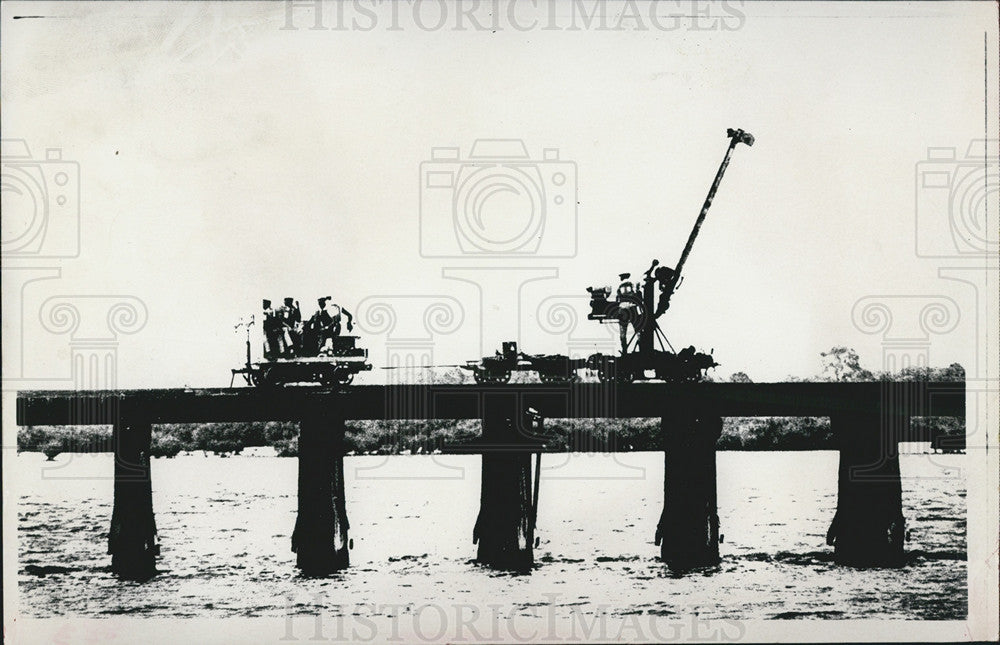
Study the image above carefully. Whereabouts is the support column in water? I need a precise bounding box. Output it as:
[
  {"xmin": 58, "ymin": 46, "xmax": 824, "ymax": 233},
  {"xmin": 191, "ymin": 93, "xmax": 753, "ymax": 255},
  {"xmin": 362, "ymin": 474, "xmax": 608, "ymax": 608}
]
[
  {"xmin": 473, "ymin": 400, "xmax": 539, "ymax": 573},
  {"xmin": 108, "ymin": 416, "xmax": 159, "ymax": 581},
  {"xmin": 292, "ymin": 410, "xmax": 350, "ymax": 575},
  {"xmin": 656, "ymin": 411, "xmax": 722, "ymax": 569},
  {"xmin": 827, "ymin": 411, "xmax": 905, "ymax": 567}
]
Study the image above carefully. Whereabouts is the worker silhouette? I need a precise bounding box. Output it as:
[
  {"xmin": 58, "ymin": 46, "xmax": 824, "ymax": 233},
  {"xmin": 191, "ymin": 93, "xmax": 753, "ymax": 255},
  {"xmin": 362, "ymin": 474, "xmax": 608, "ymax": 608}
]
[
  {"xmin": 277, "ymin": 297, "xmax": 302, "ymax": 355},
  {"xmin": 305, "ymin": 297, "xmax": 355, "ymax": 355},
  {"xmin": 303, "ymin": 298, "xmax": 331, "ymax": 356},
  {"xmin": 653, "ymin": 265, "xmax": 678, "ymax": 318},
  {"xmin": 262, "ymin": 299, "xmax": 286, "ymax": 359},
  {"xmin": 324, "ymin": 296, "xmax": 354, "ymax": 337},
  {"xmin": 615, "ymin": 272, "xmax": 640, "ymax": 354}
]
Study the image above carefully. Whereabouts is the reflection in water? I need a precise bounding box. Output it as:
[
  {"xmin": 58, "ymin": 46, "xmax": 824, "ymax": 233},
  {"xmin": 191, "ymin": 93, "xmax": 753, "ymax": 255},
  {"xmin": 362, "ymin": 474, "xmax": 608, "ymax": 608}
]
[{"xmin": 17, "ymin": 451, "xmax": 966, "ymax": 620}]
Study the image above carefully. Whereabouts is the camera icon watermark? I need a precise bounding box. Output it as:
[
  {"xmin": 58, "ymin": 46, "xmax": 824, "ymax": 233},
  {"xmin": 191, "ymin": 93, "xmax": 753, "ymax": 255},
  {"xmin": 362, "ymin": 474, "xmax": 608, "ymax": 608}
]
[
  {"xmin": 419, "ymin": 139, "xmax": 577, "ymax": 258},
  {"xmin": 353, "ymin": 294, "xmax": 470, "ymax": 480},
  {"xmin": 1, "ymin": 139, "xmax": 81, "ymax": 259},
  {"xmin": 914, "ymin": 139, "xmax": 998, "ymax": 258}
]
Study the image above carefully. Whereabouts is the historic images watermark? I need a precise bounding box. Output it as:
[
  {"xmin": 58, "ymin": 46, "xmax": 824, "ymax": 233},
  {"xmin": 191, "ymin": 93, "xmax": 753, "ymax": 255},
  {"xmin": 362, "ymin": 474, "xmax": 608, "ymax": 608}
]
[
  {"xmin": 915, "ymin": 139, "xmax": 998, "ymax": 449},
  {"xmin": 835, "ymin": 136, "xmax": 997, "ymax": 473},
  {"xmin": 834, "ymin": 138, "xmax": 995, "ymax": 478},
  {"xmin": 352, "ymin": 294, "xmax": 469, "ymax": 479},
  {"xmin": 419, "ymin": 139, "xmax": 577, "ymax": 259},
  {"xmin": 2, "ymin": 139, "xmax": 149, "ymax": 475},
  {"xmin": 914, "ymin": 140, "xmax": 997, "ymax": 259},
  {"xmin": 279, "ymin": 592, "xmax": 747, "ymax": 642},
  {"xmin": 348, "ymin": 133, "xmax": 638, "ymax": 481},
  {"xmin": 281, "ymin": 0, "xmax": 746, "ymax": 33},
  {"xmin": 1, "ymin": 139, "xmax": 81, "ymax": 260}
]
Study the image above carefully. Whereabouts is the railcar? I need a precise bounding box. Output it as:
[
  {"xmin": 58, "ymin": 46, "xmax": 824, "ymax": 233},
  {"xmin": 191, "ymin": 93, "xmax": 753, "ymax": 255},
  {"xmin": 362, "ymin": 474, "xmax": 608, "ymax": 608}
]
[{"xmin": 232, "ymin": 334, "xmax": 371, "ymax": 387}]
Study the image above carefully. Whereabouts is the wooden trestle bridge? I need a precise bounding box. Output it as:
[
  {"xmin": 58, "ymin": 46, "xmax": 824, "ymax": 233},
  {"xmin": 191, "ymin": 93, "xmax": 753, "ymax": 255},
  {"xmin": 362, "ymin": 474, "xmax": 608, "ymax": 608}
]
[{"xmin": 16, "ymin": 381, "xmax": 965, "ymax": 580}]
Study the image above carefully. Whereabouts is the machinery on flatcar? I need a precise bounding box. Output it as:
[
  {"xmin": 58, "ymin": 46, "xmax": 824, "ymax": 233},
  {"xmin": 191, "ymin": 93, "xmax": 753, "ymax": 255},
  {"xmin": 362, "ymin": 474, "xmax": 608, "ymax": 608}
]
[
  {"xmin": 233, "ymin": 128, "xmax": 751, "ymax": 387},
  {"xmin": 460, "ymin": 341, "xmax": 586, "ymax": 384},
  {"xmin": 463, "ymin": 128, "xmax": 754, "ymax": 384}
]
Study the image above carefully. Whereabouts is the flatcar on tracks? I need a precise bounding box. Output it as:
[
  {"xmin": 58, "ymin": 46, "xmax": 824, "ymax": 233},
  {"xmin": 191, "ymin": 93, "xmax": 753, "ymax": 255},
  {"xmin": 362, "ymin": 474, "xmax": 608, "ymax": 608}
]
[
  {"xmin": 231, "ymin": 313, "xmax": 372, "ymax": 388},
  {"xmin": 241, "ymin": 336, "xmax": 371, "ymax": 387},
  {"xmin": 231, "ymin": 129, "xmax": 751, "ymax": 389}
]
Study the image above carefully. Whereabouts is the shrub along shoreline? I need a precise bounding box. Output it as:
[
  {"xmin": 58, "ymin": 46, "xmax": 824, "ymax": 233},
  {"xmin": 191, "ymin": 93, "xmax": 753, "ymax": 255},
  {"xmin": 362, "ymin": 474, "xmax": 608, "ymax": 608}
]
[
  {"xmin": 18, "ymin": 358, "xmax": 966, "ymax": 459},
  {"xmin": 18, "ymin": 415, "xmax": 964, "ymax": 460}
]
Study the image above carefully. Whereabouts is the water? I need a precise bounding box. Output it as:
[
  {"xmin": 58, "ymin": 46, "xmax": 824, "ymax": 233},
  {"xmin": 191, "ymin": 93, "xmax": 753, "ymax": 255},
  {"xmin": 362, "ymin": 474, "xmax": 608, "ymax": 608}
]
[{"xmin": 16, "ymin": 451, "xmax": 966, "ymax": 627}]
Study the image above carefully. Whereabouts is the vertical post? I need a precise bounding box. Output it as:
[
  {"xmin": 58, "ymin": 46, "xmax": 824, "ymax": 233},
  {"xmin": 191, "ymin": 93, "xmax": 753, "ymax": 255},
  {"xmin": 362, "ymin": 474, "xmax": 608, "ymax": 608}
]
[
  {"xmin": 473, "ymin": 398, "xmax": 534, "ymax": 572},
  {"xmin": 639, "ymin": 276, "xmax": 656, "ymax": 366},
  {"xmin": 108, "ymin": 416, "xmax": 159, "ymax": 581},
  {"xmin": 656, "ymin": 411, "xmax": 721, "ymax": 569},
  {"xmin": 827, "ymin": 411, "xmax": 905, "ymax": 567},
  {"xmin": 292, "ymin": 409, "xmax": 350, "ymax": 575}
]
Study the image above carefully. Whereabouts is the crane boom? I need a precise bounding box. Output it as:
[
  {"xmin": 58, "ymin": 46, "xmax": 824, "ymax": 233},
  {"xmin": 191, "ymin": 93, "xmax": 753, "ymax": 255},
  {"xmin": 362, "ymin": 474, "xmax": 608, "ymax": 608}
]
[{"xmin": 673, "ymin": 128, "xmax": 754, "ymax": 281}]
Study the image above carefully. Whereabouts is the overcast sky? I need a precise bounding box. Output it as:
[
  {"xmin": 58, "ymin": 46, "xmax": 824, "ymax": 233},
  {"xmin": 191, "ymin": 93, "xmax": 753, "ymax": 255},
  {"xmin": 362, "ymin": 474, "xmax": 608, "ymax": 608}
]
[{"xmin": 2, "ymin": 1, "xmax": 996, "ymax": 388}]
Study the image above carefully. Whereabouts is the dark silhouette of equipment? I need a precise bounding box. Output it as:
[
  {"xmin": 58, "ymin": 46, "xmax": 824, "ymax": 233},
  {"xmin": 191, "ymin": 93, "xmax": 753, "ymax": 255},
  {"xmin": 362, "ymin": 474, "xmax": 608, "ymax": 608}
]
[
  {"xmin": 234, "ymin": 296, "xmax": 372, "ymax": 388},
  {"xmin": 466, "ymin": 128, "xmax": 754, "ymax": 384},
  {"xmin": 230, "ymin": 316, "xmax": 257, "ymax": 387},
  {"xmin": 461, "ymin": 341, "xmax": 586, "ymax": 384},
  {"xmin": 233, "ymin": 129, "xmax": 752, "ymax": 387}
]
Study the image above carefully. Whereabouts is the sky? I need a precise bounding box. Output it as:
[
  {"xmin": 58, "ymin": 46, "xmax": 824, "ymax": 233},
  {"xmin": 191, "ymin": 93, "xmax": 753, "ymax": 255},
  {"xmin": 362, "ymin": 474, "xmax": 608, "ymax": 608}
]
[{"xmin": 2, "ymin": 1, "xmax": 997, "ymax": 389}]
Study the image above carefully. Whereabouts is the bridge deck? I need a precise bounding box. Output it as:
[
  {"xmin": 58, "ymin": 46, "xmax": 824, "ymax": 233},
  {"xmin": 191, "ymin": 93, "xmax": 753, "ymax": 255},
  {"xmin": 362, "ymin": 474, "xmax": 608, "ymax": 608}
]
[{"xmin": 17, "ymin": 381, "xmax": 965, "ymax": 426}]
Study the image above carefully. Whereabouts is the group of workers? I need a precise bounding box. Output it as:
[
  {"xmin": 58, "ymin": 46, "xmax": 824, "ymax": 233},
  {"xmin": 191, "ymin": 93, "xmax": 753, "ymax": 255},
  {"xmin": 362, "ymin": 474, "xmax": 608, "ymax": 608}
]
[{"xmin": 262, "ymin": 296, "xmax": 354, "ymax": 359}]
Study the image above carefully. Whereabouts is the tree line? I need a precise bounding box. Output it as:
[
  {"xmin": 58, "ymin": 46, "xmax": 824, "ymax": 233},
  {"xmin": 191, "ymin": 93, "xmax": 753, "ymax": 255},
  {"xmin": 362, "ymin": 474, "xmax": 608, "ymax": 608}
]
[{"xmin": 18, "ymin": 349, "xmax": 966, "ymax": 459}]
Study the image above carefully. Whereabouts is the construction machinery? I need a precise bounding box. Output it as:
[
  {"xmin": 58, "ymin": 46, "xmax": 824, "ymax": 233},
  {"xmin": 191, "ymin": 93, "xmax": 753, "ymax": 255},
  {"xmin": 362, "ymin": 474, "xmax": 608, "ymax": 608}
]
[
  {"xmin": 464, "ymin": 128, "xmax": 754, "ymax": 384},
  {"xmin": 234, "ymin": 128, "xmax": 753, "ymax": 387}
]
